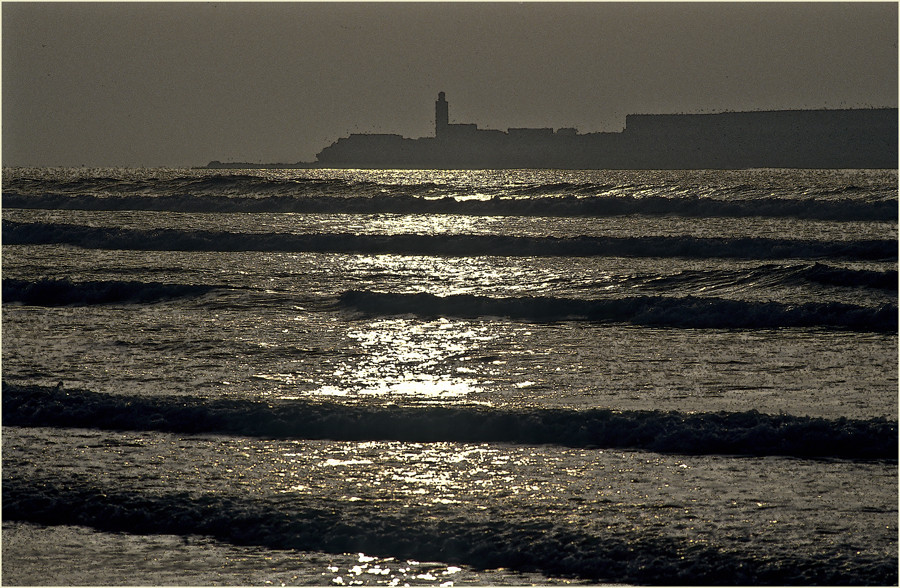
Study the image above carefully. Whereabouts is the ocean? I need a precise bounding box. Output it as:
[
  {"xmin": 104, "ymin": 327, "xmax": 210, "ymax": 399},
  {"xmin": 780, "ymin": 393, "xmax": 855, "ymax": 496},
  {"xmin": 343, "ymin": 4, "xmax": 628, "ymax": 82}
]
[{"xmin": 2, "ymin": 167, "xmax": 897, "ymax": 585}]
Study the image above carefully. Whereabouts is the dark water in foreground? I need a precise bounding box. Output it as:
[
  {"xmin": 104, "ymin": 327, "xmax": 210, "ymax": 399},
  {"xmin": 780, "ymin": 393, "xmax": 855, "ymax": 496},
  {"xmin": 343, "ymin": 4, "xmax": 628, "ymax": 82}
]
[{"xmin": 2, "ymin": 167, "xmax": 897, "ymax": 585}]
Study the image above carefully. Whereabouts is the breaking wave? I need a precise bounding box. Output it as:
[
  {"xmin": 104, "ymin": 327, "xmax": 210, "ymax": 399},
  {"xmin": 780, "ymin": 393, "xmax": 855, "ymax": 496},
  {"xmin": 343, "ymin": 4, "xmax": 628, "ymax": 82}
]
[
  {"xmin": 635, "ymin": 263, "xmax": 898, "ymax": 293},
  {"xmin": 4, "ymin": 476, "xmax": 894, "ymax": 585},
  {"xmin": 2, "ymin": 278, "xmax": 219, "ymax": 306},
  {"xmin": 339, "ymin": 290, "xmax": 897, "ymax": 332},
  {"xmin": 3, "ymin": 190, "xmax": 896, "ymax": 221},
  {"xmin": 4, "ymin": 221, "xmax": 896, "ymax": 260},
  {"xmin": 3, "ymin": 383, "xmax": 895, "ymax": 460},
  {"xmin": 797, "ymin": 262, "xmax": 899, "ymax": 290},
  {"xmin": 4, "ymin": 169, "xmax": 897, "ymax": 220}
]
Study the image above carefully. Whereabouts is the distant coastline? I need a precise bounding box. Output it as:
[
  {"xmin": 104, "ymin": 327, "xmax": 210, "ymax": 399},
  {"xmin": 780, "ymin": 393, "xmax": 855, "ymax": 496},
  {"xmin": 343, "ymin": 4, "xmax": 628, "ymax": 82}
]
[
  {"xmin": 202, "ymin": 161, "xmax": 318, "ymax": 169},
  {"xmin": 203, "ymin": 93, "xmax": 899, "ymax": 170}
]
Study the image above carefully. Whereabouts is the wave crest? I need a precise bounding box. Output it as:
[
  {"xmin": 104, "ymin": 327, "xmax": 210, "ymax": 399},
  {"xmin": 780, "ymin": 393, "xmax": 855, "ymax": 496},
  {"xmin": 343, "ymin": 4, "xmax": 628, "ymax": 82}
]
[
  {"xmin": 5, "ymin": 221, "xmax": 895, "ymax": 261},
  {"xmin": 6, "ymin": 476, "xmax": 894, "ymax": 584},
  {"xmin": 3, "ymin": 190, "xmax": 896, "ymax": 221},
  {"xmin": 338, "ymin": 290, "xmax": 897, "ymax": 332},
  {"xmin": 637, "ymin": 263, "xmax": 898, "ymax": 293},
  {"xmin": 2, "ymin": 278, "xmax": 218, "ymax": 306},
  {"xmin": 3, "ymin": 383, "xmax": 895, "ymax": 459}
]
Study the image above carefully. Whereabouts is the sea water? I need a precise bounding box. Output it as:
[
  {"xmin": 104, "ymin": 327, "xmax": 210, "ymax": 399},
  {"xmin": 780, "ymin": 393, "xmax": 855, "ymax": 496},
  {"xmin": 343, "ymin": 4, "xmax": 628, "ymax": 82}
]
[{"xmin": 2, "ymin": 167, "xmax": 897, "ymax": 585}]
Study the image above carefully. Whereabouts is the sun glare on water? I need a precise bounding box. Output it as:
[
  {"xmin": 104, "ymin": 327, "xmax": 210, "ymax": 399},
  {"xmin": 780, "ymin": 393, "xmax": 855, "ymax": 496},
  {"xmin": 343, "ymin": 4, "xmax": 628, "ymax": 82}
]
[{"xmin": 312, "ymin": 318, "xmax": 491, "ymax": 402}]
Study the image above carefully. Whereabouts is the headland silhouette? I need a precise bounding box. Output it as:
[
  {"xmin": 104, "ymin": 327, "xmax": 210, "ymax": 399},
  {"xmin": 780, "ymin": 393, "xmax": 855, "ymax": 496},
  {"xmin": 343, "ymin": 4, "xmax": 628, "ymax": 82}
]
[{"xmin": 205, "ymin": 92, "xmax": 898, "ymax": 169}]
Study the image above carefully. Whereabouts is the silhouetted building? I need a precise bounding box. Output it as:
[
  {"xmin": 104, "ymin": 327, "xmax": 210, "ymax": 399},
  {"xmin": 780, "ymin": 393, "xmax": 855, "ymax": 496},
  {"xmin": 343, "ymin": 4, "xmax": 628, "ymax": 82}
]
[
  {"xmin": 217, "ymin": 92, "xmax": 894, "ymax": 170},
  {"xmin": 435, "ymin": 91, "xmax": 449, "ymax": 138}
]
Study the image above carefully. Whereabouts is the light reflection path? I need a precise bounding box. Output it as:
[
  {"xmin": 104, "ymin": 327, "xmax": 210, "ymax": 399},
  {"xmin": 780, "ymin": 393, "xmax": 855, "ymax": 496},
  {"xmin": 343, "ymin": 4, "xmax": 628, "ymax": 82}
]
[{"xmin": 307, "ymin": 318, "xmax": 495, "ymax": 403}]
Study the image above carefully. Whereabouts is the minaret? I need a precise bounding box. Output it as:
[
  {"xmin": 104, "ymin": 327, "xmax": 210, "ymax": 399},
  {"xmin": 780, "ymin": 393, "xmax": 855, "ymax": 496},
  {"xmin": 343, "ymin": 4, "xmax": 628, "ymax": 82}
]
[{"xmin": 435, "ymin": 91, "xmax": 449, "ymax": 138}]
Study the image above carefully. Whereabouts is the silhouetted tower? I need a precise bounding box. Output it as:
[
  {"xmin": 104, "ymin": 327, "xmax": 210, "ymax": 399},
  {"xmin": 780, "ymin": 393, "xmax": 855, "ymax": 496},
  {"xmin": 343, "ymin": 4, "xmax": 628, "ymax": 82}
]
[{"xmin": 435, "ymin": 91, "xmax": 449, "ymax": 138}]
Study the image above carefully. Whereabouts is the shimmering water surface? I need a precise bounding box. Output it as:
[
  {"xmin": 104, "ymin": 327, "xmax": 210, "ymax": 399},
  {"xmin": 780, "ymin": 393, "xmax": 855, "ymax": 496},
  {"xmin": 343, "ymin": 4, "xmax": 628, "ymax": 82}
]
[{"xmin": 2, "ymin": 167, "xmax": 897, "ymax": 585}]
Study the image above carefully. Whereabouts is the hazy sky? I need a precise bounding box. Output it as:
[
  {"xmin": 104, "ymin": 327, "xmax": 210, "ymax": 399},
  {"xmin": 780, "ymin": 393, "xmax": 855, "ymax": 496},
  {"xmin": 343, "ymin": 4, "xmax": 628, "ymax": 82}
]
[{"xmin": 3, "ymin": 2, "xmax": 897, "ymax": 167}]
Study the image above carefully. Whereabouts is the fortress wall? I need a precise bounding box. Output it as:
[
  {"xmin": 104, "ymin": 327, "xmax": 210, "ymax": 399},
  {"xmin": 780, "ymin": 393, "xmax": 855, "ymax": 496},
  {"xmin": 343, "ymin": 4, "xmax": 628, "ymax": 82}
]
[
  {"xmin": 619, "ymin": 109, "xmax": 898, "ymax": 169},
  {"xmin": 624, "ymin": 109, "xmax": 897, "ymax": 140},
  {"xmin": 313, "ymin": 108, "xmax": 897, "ymax": 169}
]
